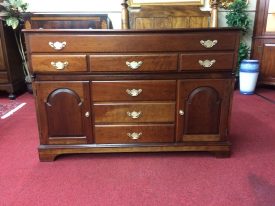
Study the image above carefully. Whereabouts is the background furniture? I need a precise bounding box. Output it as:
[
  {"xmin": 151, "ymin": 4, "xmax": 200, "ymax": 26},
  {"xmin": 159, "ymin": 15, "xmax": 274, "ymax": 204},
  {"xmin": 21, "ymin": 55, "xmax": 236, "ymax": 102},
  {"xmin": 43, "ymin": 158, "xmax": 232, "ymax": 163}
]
[
  {"xmin": 24, "ymin": 28, "xmax": 240, "ymax": 161},
  {"xmin": 128, "ymin": 6, "xmax": 211, "ymax": 29},
  {"xmin": 251, "ymin": 0, "xmax": 275, "ymax": 86},
  {"xmin": 0, "ymin": 19, "xmax": 25, "ymax": 99},
  {"xmin": 24, "ymin": 13, "xmax": 113, "ymax": 29},
  {"xmin": 121, "ymin": 0, "xmax": 219, "ymax": 29}
]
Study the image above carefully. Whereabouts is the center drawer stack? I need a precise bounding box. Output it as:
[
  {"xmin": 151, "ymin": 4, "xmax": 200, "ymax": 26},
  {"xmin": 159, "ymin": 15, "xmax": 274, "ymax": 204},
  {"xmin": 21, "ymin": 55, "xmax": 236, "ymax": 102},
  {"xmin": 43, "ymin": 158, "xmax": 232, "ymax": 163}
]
[{"xmin": 92, "ymin": 80, "xmax": 176, "ymax": 143}]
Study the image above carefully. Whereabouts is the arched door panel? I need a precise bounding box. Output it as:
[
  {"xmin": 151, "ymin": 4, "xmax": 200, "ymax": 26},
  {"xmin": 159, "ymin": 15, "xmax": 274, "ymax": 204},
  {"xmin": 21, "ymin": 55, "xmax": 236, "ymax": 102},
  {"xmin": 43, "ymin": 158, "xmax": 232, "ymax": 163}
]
[
  {"xmin": 35, "ymin": 81, "xmax": 92, "ymax": 144},
  {"xmin": 176, "ymin": 79, "xmax": 233, "ymax": 142}
]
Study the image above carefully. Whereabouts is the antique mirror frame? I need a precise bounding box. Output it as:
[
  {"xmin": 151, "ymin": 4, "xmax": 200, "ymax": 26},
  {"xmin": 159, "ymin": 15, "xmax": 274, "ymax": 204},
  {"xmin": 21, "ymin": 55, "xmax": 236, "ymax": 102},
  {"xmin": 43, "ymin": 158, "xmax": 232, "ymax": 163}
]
[
  {"xmin": 128, "ymin": 0, "xmax": 205, "ymax": 7},
  {"xmin": 219, "ymin": 0, "xmax": 249, "ymax": 9}
]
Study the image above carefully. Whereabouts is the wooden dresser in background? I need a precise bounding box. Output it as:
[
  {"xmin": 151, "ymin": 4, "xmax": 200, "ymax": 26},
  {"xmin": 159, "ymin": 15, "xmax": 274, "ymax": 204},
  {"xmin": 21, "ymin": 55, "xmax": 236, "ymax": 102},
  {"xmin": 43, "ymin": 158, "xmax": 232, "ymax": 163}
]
[
  {"xmin": 23, "ymin": 13, "xmax": 112, "ymax": 29},
  {"xmin": 251, "ymin": 0, "xmax": 275, "ymax": 86},
  {"xmin": 128, "ymin": 6, "xmax": 211, "ymax": 29},
  {"xmin": 23, "ymin": 28, "xmax": 240, "ymax": 161},
  {"xmin": 0, "ymin": 19, "xmax": 25, "ymax": 99}
]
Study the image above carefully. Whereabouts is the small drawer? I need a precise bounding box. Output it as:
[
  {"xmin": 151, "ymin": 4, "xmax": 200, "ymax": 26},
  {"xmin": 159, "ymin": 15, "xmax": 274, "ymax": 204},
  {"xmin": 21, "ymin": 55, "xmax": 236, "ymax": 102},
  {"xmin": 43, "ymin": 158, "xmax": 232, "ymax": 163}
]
[
  {"xmin": 92, "ymin": 80, "xmax": 176, "ymax": 101},
  {"xmin": 94, "ymin": 102, "xmax": 175, "ymax": 123},
  {"xmin": 180, "ymin": 53, "xmax": 235, "ymax": 71},
  {"xmin": 26, "ymin": 32, "xmax": 238, "ymax": 53},
  {"xmin": 95, "ymin": 124, "xmax": 175, "ymax": 144},
  {"xmin": 89, "ymin": 54, "xmax": 178, "ymax": 72},
  {"xmin": 31, "ymin": 55, "xmax": 87, "ymax": 72}
]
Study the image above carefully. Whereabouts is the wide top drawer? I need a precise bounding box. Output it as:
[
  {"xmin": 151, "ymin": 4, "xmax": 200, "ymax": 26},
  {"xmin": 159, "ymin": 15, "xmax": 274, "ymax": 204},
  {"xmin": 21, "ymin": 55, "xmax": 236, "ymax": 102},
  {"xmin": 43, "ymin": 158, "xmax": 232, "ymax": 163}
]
[{"xmin": 25, "ymin": 30, "xmax": 240, "ymax": 53}]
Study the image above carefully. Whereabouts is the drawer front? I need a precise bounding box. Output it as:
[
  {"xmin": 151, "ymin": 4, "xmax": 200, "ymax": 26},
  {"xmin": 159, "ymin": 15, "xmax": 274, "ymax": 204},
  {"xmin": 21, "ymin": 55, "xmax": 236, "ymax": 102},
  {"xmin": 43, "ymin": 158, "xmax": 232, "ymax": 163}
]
[
  {"xmin": 92, "ymin": 80, "xmax": 176, "ymax": 101},
  {"xmin": 180, "ymin": 53, "xmax": 235, "ymax": 71},
  {"xmin": 95, "ymin": 124, "xmax": 175, "ymax": 144},
  {"xmin": 94, "ymin": 103, "xmax": 175, "ymax": 123},
  {"xmin": 0, "ymin": 72, "xmax": 8, "ymax": 83},
  {"xmin": 27, "ymin": 32, "xmax": 237, "ymax": 53},
  {"xmin": 31, "ymin": 55, "xmax": 87, "ymax": 72},
  {"xmin": 89, "ymin": 54, "xmax": 177, "ymax": 72}
]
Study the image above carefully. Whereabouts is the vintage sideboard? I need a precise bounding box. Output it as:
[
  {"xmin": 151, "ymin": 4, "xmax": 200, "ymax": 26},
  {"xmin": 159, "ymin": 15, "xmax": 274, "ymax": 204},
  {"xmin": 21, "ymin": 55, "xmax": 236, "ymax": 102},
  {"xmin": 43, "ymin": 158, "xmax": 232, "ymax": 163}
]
[{"xmin": 23, "ymin": 28, "xmax": 240, "ymax": 161}]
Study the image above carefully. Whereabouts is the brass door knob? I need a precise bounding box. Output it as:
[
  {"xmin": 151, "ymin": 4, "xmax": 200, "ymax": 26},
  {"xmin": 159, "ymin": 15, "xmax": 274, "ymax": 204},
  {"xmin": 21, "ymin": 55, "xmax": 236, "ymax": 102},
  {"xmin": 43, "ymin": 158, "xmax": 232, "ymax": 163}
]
[
  {"xmin": 85, "ymin": 112, "xmax": 90, "ymax": 118},
  {"xmin": 179, "ymin": 110, "xmax": 184, "ymax": 116}
]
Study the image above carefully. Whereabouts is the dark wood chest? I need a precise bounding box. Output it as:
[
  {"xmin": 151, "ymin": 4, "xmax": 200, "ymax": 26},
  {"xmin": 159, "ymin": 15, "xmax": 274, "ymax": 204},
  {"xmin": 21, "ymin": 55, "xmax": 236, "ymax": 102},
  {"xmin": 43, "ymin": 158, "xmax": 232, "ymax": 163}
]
[
  {"xmin": 0, "ymin": 20, "xmax": 25, "ymax": 99},
  {"xmin": 23, "ymin": 28, "xmax": 240, "ymax": 161}
]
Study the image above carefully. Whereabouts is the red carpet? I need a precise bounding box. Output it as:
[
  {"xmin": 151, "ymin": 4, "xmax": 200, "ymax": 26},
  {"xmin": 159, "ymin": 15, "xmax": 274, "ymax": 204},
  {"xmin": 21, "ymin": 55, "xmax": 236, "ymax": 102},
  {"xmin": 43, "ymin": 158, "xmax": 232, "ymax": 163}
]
[
  {"xmin": 255, "ymin": 87, "xmax": 275, "ymax": 102},
  {"xmin": 0, "ymin": 101, "xmax": 26, "ymax": 119},
  {"xmin": 0, "ymin": 91, "xmax": 275, "ymax": 206}
]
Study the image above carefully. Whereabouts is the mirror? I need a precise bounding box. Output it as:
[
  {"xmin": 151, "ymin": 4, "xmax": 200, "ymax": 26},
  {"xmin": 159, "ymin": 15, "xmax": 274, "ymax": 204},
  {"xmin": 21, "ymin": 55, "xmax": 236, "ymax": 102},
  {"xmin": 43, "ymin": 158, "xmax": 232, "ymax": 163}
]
[{"xmin": 128, "ymin": 0, "xmax": 205, "ymax": 7}]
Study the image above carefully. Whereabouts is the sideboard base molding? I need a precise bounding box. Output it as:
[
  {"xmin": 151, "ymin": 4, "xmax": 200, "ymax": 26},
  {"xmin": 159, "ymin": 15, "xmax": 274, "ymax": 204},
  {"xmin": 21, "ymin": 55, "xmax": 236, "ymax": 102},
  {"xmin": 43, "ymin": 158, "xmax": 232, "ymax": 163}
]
[{"xmin": 38, "ymin": 142, "xmax": 231, "ymax": 161}]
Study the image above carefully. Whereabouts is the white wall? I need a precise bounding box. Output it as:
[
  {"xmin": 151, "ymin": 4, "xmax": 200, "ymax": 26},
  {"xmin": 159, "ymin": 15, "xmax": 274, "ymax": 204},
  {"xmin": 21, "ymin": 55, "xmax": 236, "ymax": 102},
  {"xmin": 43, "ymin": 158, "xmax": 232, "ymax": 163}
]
[
  {"xmin": 25, "ymin": 0, "xmax": 258, "ymax": 49},
  {"xmin": 25, "ymin": 0, "xmax": 123, "ymax": 28}
]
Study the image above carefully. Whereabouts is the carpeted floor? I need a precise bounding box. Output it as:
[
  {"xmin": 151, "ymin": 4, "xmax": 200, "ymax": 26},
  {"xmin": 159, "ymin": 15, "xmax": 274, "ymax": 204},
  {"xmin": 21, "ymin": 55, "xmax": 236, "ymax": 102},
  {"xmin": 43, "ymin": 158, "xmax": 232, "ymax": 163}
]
[
  {"xmin": 0, "ymin": 90, "xmax": 275, "ymax": 206},
  {"xmin": 0, "ymin": 101, "xmax": 26, "ymax": 119},
  {"xmin": 255, "ymin": 87, "xmax": 275, "ymax": 103}
]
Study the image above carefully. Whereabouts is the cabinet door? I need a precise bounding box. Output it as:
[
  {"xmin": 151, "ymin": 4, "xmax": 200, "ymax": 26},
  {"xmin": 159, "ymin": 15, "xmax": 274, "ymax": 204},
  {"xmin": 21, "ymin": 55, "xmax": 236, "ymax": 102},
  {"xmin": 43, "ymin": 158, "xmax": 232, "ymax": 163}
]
[
  {"xmin": 176, "ymin": 79, "xmax": 233, "ymax": 142},
  {"xmin": 260, "ymin": 41, "xmax": 275, "ymax": 84},
  {"xmin": 35, "ymin": 81, "xmax": 92, "ymax": 144}
]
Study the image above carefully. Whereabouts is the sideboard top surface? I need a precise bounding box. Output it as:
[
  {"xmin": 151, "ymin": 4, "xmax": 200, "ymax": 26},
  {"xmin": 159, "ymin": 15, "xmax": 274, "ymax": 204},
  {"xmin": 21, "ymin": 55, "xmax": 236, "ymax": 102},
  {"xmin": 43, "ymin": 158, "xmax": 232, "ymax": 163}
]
[{"xmin": 23, "ymin": 27, "xmax": 241, "ymax": 34}]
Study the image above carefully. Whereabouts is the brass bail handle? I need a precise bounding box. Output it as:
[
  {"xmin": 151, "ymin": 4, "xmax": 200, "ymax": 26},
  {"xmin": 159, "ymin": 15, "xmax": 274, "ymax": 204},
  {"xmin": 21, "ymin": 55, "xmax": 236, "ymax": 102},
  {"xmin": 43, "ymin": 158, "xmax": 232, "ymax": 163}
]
[
  {"xmin": 200, "ymin": 40, "xmax": 218, "ymax": 48},
  {"xmin": 127, "ymin": 111, "xmax": 142, "ymax": 119},
  {"xmin": 126, "ymin": 89, "xmax": 142, "ymax": 97},
  {"xmin": 126, "ymin": 61, "xmax": 143, "ymax": 70},
  {"xmin": 198, "ymin": 59, "xmax": 216, "ymax": 68},
  {"xmin": 51, "ymin": 61, "xmax": 69, "ymax": 70},
  {"xmin": 127, "ymin": 132, "xmax": 142, "ymax": 140},
  {"xmin": 49, "ymin": 41, "xmax": 67, "ymax": 50}
]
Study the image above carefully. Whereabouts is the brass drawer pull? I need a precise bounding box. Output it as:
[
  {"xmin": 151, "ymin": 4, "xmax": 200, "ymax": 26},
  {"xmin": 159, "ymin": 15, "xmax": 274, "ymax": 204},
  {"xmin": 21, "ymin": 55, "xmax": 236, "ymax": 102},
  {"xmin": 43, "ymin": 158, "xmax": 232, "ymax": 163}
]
[
  {"xmin": 198, "ymin": 59, "xmax": 216, "ymax": 68},
  {"xmin": 49, "ymin": 41, "xmax": 67, "ymax": 50},
  {"xmin": 127, "ymin": 132, "xmax": 142, "ymax": 140},
  {"xmin": 126, "ymin": 61, "xmax": 143, "ymax": 70},
  {"xmin": 200, "ymin": 40, "xmax": 218, "ymax": 48},
  {"xmin": 51, "ymin": 61, "xmax": 69, "ymax": 70},
  {"xmin": 126, "ymin": 89, "xmax": 142, "ymax": 97},
  {"xmin": 127, "ymin": 111, "xmax": 142, "ymax": 119}
]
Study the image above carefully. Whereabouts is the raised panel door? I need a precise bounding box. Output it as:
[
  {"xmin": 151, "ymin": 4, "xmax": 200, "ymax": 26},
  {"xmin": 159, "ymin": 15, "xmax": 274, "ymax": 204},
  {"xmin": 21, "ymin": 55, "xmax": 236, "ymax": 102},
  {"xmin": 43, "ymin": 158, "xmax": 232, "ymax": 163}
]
[
  {"xmin": 34, "ymin": 81, "xmax": 92, "ymax": 144},
  {"xmin": 176, "ymin": 79, "xmax": 233, "ymax": 142},
  {"xmin": 259, "ymin": 41, "xmax": 275, "ymax": 85},
  {"xmin": 252, "ymin": 39, "xmax": 275, "ymax": 85},
  {"xmin": 252, "ymin": 0, "xmax": 275, "ymax": 86}
]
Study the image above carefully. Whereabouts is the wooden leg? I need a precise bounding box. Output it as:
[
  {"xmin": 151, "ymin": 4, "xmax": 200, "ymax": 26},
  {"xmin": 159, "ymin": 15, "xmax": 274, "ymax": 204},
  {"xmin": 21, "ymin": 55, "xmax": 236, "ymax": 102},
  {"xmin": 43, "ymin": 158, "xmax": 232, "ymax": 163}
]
[
  {"xmin": 212, "ymin": 151, "xmax": 231, "ymax": 158},
  {"xmin": 39, "ymin": 152, "xmax": 58, "ymax": 162},
  {"xmin": 8, "ymin": 93, "xmax": 16, "ymax": 100}
]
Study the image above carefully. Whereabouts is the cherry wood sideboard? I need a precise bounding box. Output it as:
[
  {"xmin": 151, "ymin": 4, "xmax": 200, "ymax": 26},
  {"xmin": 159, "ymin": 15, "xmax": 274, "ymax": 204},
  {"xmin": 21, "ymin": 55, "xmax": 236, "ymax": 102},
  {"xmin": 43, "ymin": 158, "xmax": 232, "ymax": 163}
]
[{"xmin": 23, "ymin": 28, "xmax": 240, "ymax": 161}]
